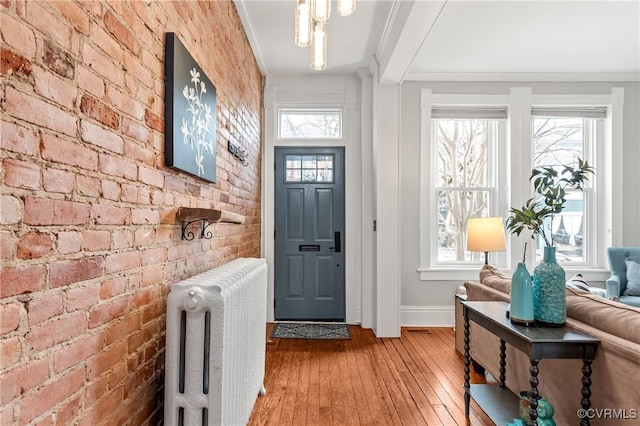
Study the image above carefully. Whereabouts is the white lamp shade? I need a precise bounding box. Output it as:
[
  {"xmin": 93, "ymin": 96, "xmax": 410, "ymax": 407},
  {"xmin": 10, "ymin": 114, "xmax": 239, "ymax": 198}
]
[{"xmin": 466, "ymin": 217, "xmax": 506, "ymax": 252}]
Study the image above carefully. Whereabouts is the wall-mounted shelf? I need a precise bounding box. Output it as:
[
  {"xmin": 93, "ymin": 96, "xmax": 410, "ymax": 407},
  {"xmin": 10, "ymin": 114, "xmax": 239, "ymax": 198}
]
[{"xmin": 176, "ymin": 207, "xmax": 245, "ymax": 240}]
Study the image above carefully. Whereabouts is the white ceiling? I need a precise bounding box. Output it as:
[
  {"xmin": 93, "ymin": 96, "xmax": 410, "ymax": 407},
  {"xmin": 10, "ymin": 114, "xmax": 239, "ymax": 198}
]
[{"xmin": 234, "ymin": 0, "xmax": 640, "ymax": 81}]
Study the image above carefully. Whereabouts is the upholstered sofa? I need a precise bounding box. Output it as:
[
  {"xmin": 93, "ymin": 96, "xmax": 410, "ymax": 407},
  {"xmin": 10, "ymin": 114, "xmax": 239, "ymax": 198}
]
[
  {"xmin": 463, "ymin": 265, "xmax": 640, "ymax": 425},
  {"xmin": 606, "ymin": 247, "xmax": 640, "ymax": 308}
]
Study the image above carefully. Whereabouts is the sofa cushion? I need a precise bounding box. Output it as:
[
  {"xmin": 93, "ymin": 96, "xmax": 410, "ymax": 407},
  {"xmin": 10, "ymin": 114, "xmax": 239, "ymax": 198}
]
[
  {"xmin": 479, "ymin": 265, "xmax": 511, "ymax": 294},
  {"xmin": 623, "ymin": 258, "xmax": 640, "ymax": 296},
  {"xmin": 566, "ymin": 273, "xmax": 590, "ymax": 292},
  {"xmin": 566, "ymin": 287, "xmax": 640, "ymax": 344}
]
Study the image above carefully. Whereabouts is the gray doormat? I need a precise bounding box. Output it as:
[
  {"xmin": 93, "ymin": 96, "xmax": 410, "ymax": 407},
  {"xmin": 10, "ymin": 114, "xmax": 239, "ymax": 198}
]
[{"xmin": 271, "ymin": 323, "xmax": 350, "ymax": 340}]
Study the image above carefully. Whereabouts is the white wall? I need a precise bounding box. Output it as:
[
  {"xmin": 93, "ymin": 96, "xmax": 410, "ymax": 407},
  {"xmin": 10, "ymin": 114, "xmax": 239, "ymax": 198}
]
[{"xmin": 399, "ymin": 81, "xmax": 640, "ymax": 325}]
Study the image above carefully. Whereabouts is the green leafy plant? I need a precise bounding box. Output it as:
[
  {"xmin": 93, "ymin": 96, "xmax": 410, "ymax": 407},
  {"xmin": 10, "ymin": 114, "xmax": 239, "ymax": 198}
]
[{"xmin": 506, "ymin": 158, "xmax": 595, "ymax": 247}]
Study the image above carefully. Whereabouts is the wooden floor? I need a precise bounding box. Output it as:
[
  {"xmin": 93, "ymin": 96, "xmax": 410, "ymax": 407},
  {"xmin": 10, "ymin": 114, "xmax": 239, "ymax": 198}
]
[{"xmin": 248, "ymin": 325, "xmax": 493, "ymax": 426}]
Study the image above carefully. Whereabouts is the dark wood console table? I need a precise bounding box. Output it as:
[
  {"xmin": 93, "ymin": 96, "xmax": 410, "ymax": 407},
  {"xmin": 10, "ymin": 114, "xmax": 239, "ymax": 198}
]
[{"xmin": 462, "ymin": 301, "xmax": 600, "ymax": 426}]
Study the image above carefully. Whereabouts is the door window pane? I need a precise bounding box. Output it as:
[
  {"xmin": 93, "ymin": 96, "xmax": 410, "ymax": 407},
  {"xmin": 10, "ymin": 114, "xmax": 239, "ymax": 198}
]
[{"xmin": 285, "ymin": 154, "xmax": 334, "ymax": 183}]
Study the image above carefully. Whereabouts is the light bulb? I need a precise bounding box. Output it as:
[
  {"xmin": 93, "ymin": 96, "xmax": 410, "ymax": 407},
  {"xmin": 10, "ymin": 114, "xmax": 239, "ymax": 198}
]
[
  {"xmin": 294, "ymin": 0, "xmax": 312, "ymax": 47},
  {"xmin": 310, "ymin": 20, "xmax": 327, "ymax": 71},
  {"xmin": 337, "ymin": 0, "xmax": 356, "ymax": 16}
]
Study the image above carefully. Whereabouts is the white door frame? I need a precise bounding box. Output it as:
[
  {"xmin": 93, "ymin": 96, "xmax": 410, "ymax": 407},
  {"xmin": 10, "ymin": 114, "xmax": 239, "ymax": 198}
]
[{"xmin": 262, "ymin": 77, "xmax": 362, "ymax": 324}]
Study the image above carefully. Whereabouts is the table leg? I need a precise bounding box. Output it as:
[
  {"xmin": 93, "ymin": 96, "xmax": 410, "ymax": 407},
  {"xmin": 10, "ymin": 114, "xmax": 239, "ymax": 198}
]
[
  {"xmin": 529, "ymin": 359, "xmax": 539, "ymax": 426},
  {"xmin": 499, "ymin": 339, "xmax": 506, "ymax": 388},
  {"xmin": 580, "ymin": 359, "xmax": 593, "ymax": 426},
  {"xmin": 463, "ymin": 312, "xmax": 471, "ymax": 418}
]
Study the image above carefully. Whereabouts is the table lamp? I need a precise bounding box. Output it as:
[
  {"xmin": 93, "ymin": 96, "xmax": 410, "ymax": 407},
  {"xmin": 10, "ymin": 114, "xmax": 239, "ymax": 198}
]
[{"xmin": 466, "ymin": 217, "xmax": 506, "ymax": 265}]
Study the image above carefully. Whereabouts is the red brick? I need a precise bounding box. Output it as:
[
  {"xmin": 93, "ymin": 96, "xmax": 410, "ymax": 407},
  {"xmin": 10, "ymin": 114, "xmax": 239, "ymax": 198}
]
[
  {"xmin": 17, "ymin": 232, "xmax": 53, "ymax": 259},
  {"xmin": 3, "ymin": 158, "xmax": 41, "ymax": 190},
  {"xmin": 53, "ymin": 332, "xmax": 103, "ymax": 373},
  {"xmin": 76, "ymin": 175, "xmax": 101, "ymax": 197},
  {"xmin": 142, "ymin": 265, "xmax": 164, "ymax": 286},
  {"xmin": 127, "ymin": 326, "xmax": 152, "ymax": 356},
  {"xmin": 25, "ymin": 312, "xmax": 86, "ymax": 354},
  {"xmin": 0, "ymin": 337, "xmax": 21, "ymax": 370},
  {"xmin": 105, "ymin": 312, "xmax": 140, "ymax": 346},
  {"xmin": 54, "ymin": 394, "xmax": 82, "ymax": 426},
  {"xmin": 80, "ymin": 95, "xmax": 120, "ymax": 130},
  {"xmin": 100, "ymin": 276, "xmax": 126, "ymax": 300},
  {"xmin": 81, "ymin": 120, "xmax": 124, "ymax": 154},
  {"xmin": 0, "ymin": 357, "xmax": 49, "ymax": 405},
  {"xmin": 1, "ymin": 46, "xmax": 33, "ymax": 77},
  {"xmin": 0, "ymin": 302, "xmax": 21, "ymax": 335},
  {"xmin": 41, "ymin": 133, "xmax": 98, "ymax": 170},
  {"xmin": 66, "ymin": 282, "xmax": 100, "ymax": 312},
  {"xmin": 144, "ymin": 108, "xmax": 163, "ymax": 132},
  {"xmin": 106, "ymin": 85, "xmax": 145, "ymax": 121},
  {"xmin": 81, "ymin": 386, "xmax": 124, "ymax": 425},
  {"xmin": 91, "ymin": 204, "xmax": 130, "ymax": 225},
  {"xmin": 82, "ymin": 374, "xmax": 109, "ymax": 412},
  {"xmin": 101, "ymin": 179, "xmax": 121, "ymax": 201},
  {"xmin": 1, "ymin": 121, "xmax": 39, "ymax": 156},
  {"xmin": 131, "ymin": 208, "xmax": 159, "ymax": 225},
  {"xmin": 87, "ymin": 339, "xmax": 127, "ymax": 378},
  {"xmin": 82, "ymin": 230, "xmax": 110, "ymax": 251},
  {"xmin": 26, "ymin": 293, "xmax": 64, "ymax": 326},
  {"xmin": 77, "ymin": 65, "xmax": 105, "ymax": 98},
  {"xmin": 0, "ymin": 264, "xmax": 46, "ymax": 297},
  {"xmin": 0, "ymin": 195, "xmax": 22, "ymax": 225},
  {"xmin": 112, "ymin": 229, "xmax": 133, "ymax": 249},
  {"xmin": 0, "ymin": 13, "xmax": 36, "ymax": 58},
  {"xmin": 50, "ymin": 256, "xmax": 104, "ymax": 288},
  {"xmin": 49, "ymin": 0, "xmax": 91, "ymax": 34},
  {"xmin": 88, "ymin": 296, "xmax": 129, "ymax": 330},
  {"xmin": 25, "ymin": 1, "xmax": 75, "ymax": 53},
  {"xmin": 103, "ymin": 10, "xmax": 139, "ymax": 55},
  {"xmin": 121, "ymin": 117, "xmax": 150, "ymax": 144},
  {"xmin": 104, "ymin": 251, "xmax": 141, "ymax": 274},
  {"xmin": 33, "ymin": 66, "xmax": 77, "ymax": 109},
  {"xmin": 19, "ymin": 369, "xmax": 84, "ymax": 425},
  {"xmin": 134, "ymin": 228, "xmax": 154, "ymax": 248},
  {"xmin": 5, "ymin": 86, "xmax": 78, "ymax": 136},
  {"xmin": 56, "ymin": 231, "xmax": 82, "ymax": 254},
  {"xmin": 24, "ymin": 198, "xmax": 90, "ymax": 226},
  {"xmin": 42, "ymin": 39, "xmax": 75, "ymax": 79},
  {"xmin": 82, "ymin": 42, "xmax": 124, "ymax": 87},
  {"xmin": 120, "ymin": 183, "xmax": 138, "ymax": 203},
  {"xmin": 99, "ymin": 153, "xmax": 138, "ymax": 180},
  {"xmin": 89, "ymin": 22, "xmax": 123, "ymax": 62},
  {"xmin": 43, "ymin": 168, "xmax": 75, "ymax": 194},
  {"xmin": 137, "ymin": 166, "xmax": 164, "ymax": 188},
  {"xmin": 122, "ymin": 50, "xmax": 153, "ymax": 89}
]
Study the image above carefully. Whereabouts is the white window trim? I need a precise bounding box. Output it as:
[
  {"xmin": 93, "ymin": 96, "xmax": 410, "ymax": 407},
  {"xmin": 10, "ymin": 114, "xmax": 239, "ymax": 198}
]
[{"xmin": 418, "ymin": 88, "xmax": 624, "ymax": 282}]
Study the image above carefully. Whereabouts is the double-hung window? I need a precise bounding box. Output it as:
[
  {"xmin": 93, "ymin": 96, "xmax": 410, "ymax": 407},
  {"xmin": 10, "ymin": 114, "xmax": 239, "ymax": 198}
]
[
  {"xmin": 419, "ymin": 88, "xmax": 622, "ymax": 280},
  {"xmin": 432, "ymin": 108, "xmax": 506, "ymax": 264},
  {"xmin": 531, "ymin": 108, "xmax": 606, "ymax": 265}
]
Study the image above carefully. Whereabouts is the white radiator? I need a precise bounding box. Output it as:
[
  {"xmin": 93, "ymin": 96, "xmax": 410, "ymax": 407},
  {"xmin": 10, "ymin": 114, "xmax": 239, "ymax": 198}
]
[{"xmin": 164, "ymin": 258, "xmax": 267, "ymax": 426}]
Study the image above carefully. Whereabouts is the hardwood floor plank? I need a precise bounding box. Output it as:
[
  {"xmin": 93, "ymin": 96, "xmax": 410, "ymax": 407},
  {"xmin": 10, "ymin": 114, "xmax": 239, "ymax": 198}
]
[{"xmin": 248, "ymin": 326, "xmax": 493, "ymax": 426}]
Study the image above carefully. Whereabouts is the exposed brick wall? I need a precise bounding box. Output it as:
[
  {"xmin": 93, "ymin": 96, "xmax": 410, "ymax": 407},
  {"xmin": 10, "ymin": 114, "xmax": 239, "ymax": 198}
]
[{"xmin": 0, "ymin": 1, "xmax": 263, "ymax": 424}]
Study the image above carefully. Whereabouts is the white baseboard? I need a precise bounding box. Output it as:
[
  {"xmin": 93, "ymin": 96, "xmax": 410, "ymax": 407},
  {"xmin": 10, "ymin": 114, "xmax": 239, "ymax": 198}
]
[{"xmin": 401, "ymin": 305, "xmax": 455, "ymax": 327}]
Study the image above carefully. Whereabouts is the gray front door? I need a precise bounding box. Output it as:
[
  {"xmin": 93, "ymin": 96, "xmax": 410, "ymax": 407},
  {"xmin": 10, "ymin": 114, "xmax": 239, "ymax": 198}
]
[{"xmin": 274, "ymin": 147, "xmax": 345, "ymax": 321}]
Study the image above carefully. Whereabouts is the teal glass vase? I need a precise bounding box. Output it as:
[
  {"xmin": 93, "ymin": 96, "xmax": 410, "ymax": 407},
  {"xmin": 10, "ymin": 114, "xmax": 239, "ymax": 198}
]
[
  {"xmin": 532, "ymin": 246, "xmax": 566, "ymax": 326},
  {"xmin": 510, "ymin": 262, "xmax": 534, "ymax": 326}
]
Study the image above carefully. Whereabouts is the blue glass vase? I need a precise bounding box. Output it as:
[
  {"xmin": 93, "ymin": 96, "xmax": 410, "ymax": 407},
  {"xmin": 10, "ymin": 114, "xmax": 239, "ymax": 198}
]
[
  {"xmin": 510, "ymin": 262, "xmax": 535, "ymax": 326},
  {"xmin": 533, "ymin": 246, "xmax": 566, "ymax": 326}
]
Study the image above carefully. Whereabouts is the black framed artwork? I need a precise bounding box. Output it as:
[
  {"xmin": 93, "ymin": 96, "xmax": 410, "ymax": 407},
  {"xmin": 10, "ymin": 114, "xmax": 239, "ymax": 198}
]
[{"xmin": 164, "ymin": 32, "xmax": 217, "ymax": 183}]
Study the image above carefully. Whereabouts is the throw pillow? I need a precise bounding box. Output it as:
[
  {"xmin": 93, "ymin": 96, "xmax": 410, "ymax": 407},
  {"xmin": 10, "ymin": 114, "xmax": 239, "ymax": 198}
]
[
  {"xmin": 566, "ymin": 273, "xmax": 590, "ymax": 292},
  {"xmin": 623, "ymin": 258, "xmax": 640, "ymax": 296}
]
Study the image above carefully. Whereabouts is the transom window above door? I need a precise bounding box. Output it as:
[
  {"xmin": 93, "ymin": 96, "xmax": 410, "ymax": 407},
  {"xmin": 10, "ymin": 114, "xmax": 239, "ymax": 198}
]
[
  {"xmin": 285, "ymin": 154, "xmax": 334, "ymax": 183},
  {"xmin": 278, "ymin": 109, "xmax": 342, "ymax": 139}
]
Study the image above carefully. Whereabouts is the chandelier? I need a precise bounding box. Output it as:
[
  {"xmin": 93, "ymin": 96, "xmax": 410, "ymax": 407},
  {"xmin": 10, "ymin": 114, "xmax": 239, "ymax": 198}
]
[{"xmin": 294, "ymin": 0, "xmax": 357, "ymax": 70}]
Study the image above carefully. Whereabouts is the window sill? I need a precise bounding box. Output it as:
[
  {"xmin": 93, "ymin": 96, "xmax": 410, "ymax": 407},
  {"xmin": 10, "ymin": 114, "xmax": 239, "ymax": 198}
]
[{"xmin": 418, "ymin": 267, "xmax": 611, "ymax": 283}]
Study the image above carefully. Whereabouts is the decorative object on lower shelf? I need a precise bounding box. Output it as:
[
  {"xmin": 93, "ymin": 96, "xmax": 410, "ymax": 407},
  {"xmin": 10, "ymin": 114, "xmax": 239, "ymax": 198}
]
[
  {"xmin": 519, "ymin": 392, "xmax": 556, "ymax": 425},
  {"xmin": 533, "ymin": 246, "xmax": 566, "ymax": 326}
]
